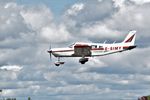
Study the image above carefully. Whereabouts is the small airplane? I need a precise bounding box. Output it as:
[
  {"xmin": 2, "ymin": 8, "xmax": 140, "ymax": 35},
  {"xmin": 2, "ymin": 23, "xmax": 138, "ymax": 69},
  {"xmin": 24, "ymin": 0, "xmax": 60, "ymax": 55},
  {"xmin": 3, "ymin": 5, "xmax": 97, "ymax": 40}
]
[{"xmin": 48, "ymin": 30, "xmax": 137, "ymax": 66}]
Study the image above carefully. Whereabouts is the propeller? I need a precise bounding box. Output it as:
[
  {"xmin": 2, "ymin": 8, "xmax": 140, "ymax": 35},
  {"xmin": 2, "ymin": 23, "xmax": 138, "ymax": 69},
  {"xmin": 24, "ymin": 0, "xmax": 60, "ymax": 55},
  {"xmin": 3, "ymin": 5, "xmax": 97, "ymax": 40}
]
[
  {"xmin": 47, "ymin": 43, "xmax": 54, "ymax": 68},
  {"xmin": 48, "ymin": 44, "xmax": 52, "ymax": 61}
]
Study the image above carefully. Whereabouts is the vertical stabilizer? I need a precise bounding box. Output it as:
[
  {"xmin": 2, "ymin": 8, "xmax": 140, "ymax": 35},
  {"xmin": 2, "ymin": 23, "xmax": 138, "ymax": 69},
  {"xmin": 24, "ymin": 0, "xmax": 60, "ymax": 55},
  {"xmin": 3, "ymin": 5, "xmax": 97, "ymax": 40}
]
[{"xmin": 122, "ymin": 30, "xmax": 136, "ymax": 45}]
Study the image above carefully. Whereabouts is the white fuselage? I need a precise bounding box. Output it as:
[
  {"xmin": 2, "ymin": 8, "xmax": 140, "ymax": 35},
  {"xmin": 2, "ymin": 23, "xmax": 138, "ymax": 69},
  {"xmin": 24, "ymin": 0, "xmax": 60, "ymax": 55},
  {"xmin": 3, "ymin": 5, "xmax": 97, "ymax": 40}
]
[
  {"xmin": 47, "ymin": 30, "xmax": 137, "ymax": 65},
  {"xmin": 51, "ymin": 42, "xmax": 134, "ymax": 57}
]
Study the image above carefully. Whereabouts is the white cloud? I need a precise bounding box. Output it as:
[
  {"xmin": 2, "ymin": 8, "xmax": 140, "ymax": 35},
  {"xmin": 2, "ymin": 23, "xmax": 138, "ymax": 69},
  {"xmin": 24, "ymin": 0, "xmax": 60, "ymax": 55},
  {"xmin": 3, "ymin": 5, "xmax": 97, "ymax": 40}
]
[
  {"xmin": 77, "ymin": 58, "xmax": 107, "ymax": 73},
  {"xmin": 81, "ymin": 23, "xmax": 121, "ymax": 39},
  {"xmin": 0, "ymin": 65, "xmax": 22, "ymax": 71},
  {"xmin": 2, "ymin": 89, "xmax": 15, "ymax": 96},
  {"xmin": 130, "ymin": 0, "xmax": 150, "ymax": 5},
  {"xmin": 106, "ymin": 1, "xmax": 150, "ymax": 39},
  {"xmin": 0, "ymin": 71, "xmax": 18, "ymax": 81},
  {"xmin": 47, "ymin": 84, "xmax": 100, "ymax": 95},
  {"xmin": 94, "ymin": 47, "xmax": 150, "ymax": 75},
  {"xmin": 21, "ymin": 5, "xmax": 53, "ymax": 30},
  {"xmin": 113, "ymin": 0, "xmax": 125, "ymax": 8},
  {"xmin": 4, "ymin": 2, "xmax": 17, "ymax": 9},
  {"xmin": 65, "ymin": 3, "xmax": 85, "ymax": 16},
  {"xmin": 40, "ymin": 24, "xmax": 72, "ymax": 43},
  {"xmin": 62, "ymin": 0, "xmax": 120, "ymax": 42},
  {"xmin": 0, "ymin": 2, "xmax": 29, "ymax": 40}
]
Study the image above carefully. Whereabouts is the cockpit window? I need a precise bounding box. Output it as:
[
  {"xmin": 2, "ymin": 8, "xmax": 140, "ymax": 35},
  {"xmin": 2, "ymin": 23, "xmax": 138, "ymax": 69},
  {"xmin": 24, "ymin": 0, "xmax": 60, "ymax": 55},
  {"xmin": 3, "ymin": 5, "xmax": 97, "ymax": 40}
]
[{"xmin": 69, "ymin": 43, "xmax": 75, "ymax": 48}]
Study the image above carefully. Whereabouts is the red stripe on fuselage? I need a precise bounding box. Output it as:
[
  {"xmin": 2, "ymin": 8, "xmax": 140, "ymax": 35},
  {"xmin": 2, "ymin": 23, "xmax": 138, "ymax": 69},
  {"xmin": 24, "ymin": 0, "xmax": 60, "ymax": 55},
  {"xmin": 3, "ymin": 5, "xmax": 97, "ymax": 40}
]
[
  {"xmin": 52, "ymin": 48, "xmax": 104, "ymax": 52},
  {"xmin": 51, "ymin": 46, "xmax": 130, "ymax": 53},
  {"xmin": 123, "ymin": 46, "xmax": 129, "ymax": 49}
]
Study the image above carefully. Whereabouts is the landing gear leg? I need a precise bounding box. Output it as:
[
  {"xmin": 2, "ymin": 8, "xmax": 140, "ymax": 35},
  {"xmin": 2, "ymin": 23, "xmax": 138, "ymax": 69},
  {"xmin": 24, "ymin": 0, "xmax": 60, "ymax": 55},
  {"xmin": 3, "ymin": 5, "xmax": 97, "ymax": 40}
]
[{"xmin": 54, "ymin": 57, "xmax": 60, "ymax": 66}]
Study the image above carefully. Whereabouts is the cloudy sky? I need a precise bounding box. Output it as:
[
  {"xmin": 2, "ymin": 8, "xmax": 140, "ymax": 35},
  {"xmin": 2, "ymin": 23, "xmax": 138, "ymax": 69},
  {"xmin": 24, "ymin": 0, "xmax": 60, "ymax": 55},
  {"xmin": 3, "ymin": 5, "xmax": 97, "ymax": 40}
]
[{"xmin": 0, "ymin": 0, "xmax": 150, "ymax": 100}]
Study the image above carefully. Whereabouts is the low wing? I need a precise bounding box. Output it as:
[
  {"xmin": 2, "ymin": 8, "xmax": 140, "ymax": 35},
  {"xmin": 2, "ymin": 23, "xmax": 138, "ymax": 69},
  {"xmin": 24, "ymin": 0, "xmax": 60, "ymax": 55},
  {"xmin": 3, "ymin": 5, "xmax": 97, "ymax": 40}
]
[{"xmin": 73, "ymin": 44, "xmax": 91, "ymax": 57}]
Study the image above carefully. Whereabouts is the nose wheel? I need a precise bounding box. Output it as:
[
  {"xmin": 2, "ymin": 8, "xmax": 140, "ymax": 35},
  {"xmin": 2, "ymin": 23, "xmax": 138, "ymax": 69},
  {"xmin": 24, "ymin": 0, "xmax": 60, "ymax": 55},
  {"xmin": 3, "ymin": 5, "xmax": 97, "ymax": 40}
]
[
  {"xmin": 54, "ymin": 61, "xmax": 65, "ymax": 66},
  {"xmin": 54, "ymin": 57, "xmax": 65, "ymax": 66}
]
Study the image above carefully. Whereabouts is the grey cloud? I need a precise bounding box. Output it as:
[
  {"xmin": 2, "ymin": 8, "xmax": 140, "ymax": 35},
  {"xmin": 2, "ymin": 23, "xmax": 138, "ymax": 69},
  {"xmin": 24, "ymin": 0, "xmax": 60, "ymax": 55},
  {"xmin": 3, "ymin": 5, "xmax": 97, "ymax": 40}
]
[
  {"xmin": 0, "ymin": 0, "xmax": 15, "ymax": 4},
  {"xmin": 21, "ymin": 5, "xmax": 53, "ymax": 30},
  {"xmin": 65, "ymin": 0, "xmax": 118, "ymax": 24},
  {"xmin": 63, "ymin": 0, "xmax": 150, "ymax": 44},
  {"xmin": 83, "ymin": 47, "xmax": 150, "ymax": 75},
  {"xmin": 0, "ymin": 2, "xmax": 30, "ymax": 40},
  {"xmin": 63, "ymin": 0, "xmax": 120, "ymax": 41},
  {"xmin": 106, "ymin": 1, "xmax": 150, "ymax": 40}
]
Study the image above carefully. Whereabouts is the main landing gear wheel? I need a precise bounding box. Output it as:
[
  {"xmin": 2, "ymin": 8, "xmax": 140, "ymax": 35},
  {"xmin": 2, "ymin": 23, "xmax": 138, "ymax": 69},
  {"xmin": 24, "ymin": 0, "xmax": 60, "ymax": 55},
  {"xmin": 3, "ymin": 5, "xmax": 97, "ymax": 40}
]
[
  {"xmin": 79, "ymin": 58, "xmax": 89, "ymax": 64},
  {"xmin": 55, "ymin": 62, "xmax": 60, "ymax": 66}
]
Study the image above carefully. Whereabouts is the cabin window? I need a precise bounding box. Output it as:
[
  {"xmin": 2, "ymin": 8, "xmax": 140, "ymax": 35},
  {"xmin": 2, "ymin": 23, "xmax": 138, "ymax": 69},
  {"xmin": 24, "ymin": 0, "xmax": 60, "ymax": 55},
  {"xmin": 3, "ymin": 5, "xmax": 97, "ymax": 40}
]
[
  {"xmin": 92, "ymin": 45, "xmax": 97, "ymax": 49},
  {"xmin": 99, "ymin": 46, "xmax": 102, "ymax": 48}
]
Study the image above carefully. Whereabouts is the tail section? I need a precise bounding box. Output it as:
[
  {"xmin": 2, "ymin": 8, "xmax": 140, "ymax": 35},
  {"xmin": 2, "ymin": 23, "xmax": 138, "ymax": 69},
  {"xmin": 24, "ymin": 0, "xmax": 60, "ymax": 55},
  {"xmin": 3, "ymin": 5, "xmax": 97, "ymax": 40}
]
[{"xmin": 122, "ymin": 30, "xmax": 136, "ymax": 45}]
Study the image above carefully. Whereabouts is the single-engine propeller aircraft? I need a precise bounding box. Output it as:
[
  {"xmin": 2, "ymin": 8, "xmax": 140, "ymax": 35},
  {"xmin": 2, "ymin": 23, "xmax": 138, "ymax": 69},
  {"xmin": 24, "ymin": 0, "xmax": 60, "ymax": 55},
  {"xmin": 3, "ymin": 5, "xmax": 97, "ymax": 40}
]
[{"xmin": 48, "ymin": 31, "xmax": 136, "ymax": 66}]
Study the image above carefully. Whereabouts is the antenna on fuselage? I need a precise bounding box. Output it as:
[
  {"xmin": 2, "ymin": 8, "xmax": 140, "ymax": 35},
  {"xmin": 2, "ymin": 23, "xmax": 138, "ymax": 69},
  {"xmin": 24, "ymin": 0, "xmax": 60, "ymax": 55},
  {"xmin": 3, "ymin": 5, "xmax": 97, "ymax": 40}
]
[
  {"xmin": 103, "ymin": 40, "xmax": 107, "ymax": 44},
  {"xmin": 113, "ymin": 41, "xmax": 116, "ymax": 44}
]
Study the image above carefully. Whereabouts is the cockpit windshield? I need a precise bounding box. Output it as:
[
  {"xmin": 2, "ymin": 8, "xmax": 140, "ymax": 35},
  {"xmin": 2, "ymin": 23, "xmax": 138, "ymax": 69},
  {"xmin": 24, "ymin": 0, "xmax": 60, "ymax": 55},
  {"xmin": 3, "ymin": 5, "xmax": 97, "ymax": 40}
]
[{"xmin": 69, "ymin": 43, "xmax": 75, "ymax": 48}]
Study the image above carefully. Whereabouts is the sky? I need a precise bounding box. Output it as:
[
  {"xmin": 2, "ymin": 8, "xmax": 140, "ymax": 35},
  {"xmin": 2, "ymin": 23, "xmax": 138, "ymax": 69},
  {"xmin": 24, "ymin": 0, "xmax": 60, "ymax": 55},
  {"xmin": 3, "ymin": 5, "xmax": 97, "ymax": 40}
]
[
  {"xmin": 0, "ymin": 0, "xmax": 150, "ymax": 100},
  {"xmin": 16, "ymin": 0, "xmax": 78, "ymax": 17}
]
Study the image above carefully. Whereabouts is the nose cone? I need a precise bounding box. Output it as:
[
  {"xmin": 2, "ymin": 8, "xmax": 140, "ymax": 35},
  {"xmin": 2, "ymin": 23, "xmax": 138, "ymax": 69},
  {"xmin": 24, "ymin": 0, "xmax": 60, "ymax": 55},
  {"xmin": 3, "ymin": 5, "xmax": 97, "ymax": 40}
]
[{"xmin": 47, "ymin": 50, "xmax": 52, "ymax": 53}]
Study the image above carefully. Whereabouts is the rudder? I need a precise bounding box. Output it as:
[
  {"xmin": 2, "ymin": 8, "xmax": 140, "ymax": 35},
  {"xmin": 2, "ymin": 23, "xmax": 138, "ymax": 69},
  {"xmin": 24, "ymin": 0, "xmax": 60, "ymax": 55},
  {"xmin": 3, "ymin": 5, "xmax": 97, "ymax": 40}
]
[{"xmin": 122, "ymin": 30, "xmax": 136, "ymax": 45}]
